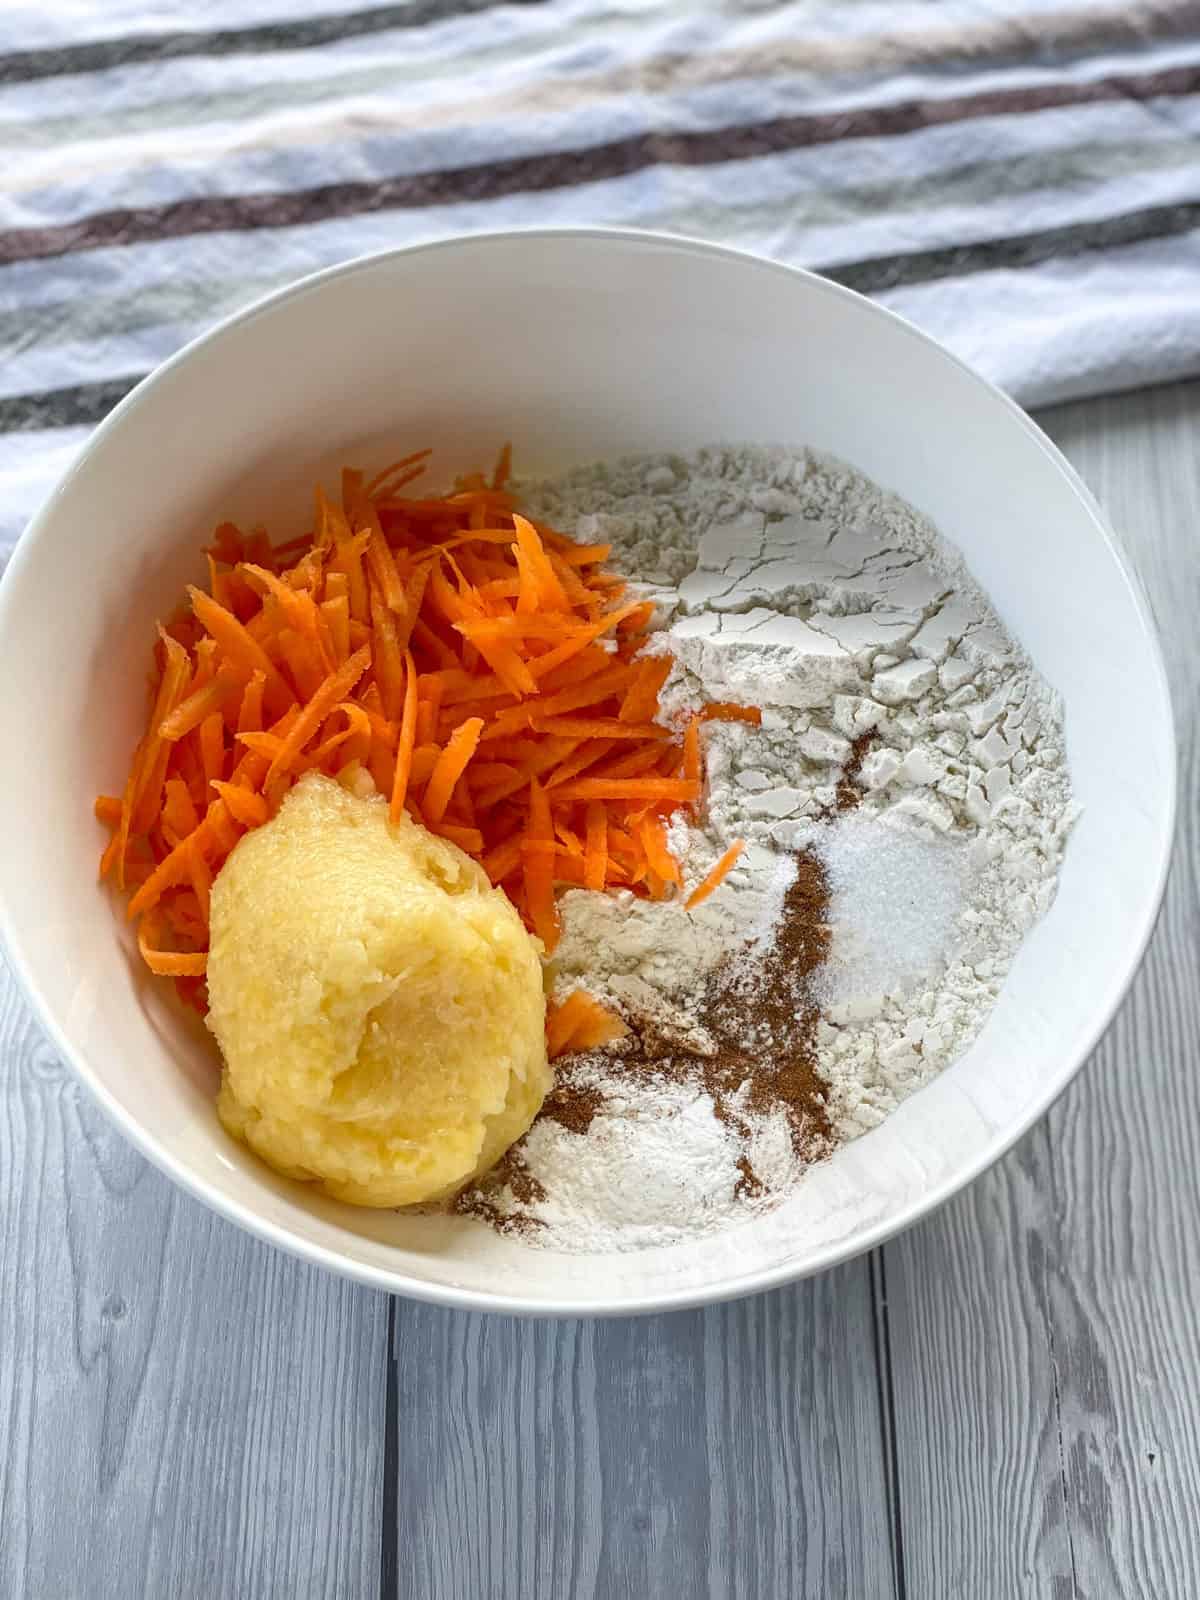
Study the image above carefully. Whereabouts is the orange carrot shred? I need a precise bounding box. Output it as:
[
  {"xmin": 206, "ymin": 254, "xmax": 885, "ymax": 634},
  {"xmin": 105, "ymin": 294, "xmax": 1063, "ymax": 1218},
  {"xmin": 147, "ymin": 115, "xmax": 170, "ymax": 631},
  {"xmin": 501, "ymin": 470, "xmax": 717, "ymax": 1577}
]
[
  {"xmin": 545, "ymin": 991, "xmax": 592, "ymax": 1057},
  {"xmin": 237, "ymin": 671, "xmax": 266, "ymax": 735},
  {"xmin": 423, "ymin": 717, "xmax": 484, "ymax": 824},
  {"xmin": 365, "ymin": 448, "xmax": 433, "ymax": 499},
  {"xmin": 546, "ymin": 990, "xmax": 628, "ymax": 1057},
  {"xmin": 126, "ymin": 631, "xmax": 191, "ymax": 844},
  {"xmin": 160, "ymin": 665, "xmax": 241, "ymax": 742},
  {"xmin": 211, "ymin": 782, "xmax": 270, "ymax": 829},
  {"xmin": 584, "ymin": 802, "xmax": 607, "ymax": 892},
  {"xmin": 685, "ymin": 840, "xmax": 745, "ymax": 909},
  {"xmin": 618, "ymin": 655, "xmax": 673, "ymax": 723},
  {"xmin": 530, "ymin": 715, "xmax": 670, "ymax": 742},
  {"xmin": 263, "ymin": 644, "xmax": 371, "ymax": 787},
  {"xmin": 482, "ymin": 831, "xmax": 523, "ymax": 884},
  {"xmin": 199, "ymin": 712, "xmax": 226, "ymax": 790},
  {"xmin": 277, "ymin": 627, "xmax": 325, "ymax": 702},
  {"xmin": 162, "ymin": 778, "xmax": 200, "ymax": 843},
  {"xmin": 553, "ymin": 778, "xmax": 701, "ymax": 803},
  {"xmin": 188, "ymin": 838, "xmax": 213, "ymax": 920},
  {"xmin": 639, "ymin": 815, "xmax": 682, "ymax": 886},
  {"xmin": 568, "ymin": 1003, "xmax": 630, "ymax": 1052},
  {"xmin": 428, "ymin": 820, "xmax": 485, "ymax": 854},
  {"xmin": 523, "ymin": 839, "xmax": 560, "ymax": 953},
  {"xmin": 700, "ymin": 702, "xmax": 762, "ymax": 726},
  {"xmin": 389, "ymin": 650, "xmax": 419, "ymax": 823},
  {"xmin": 188, "ymin": 586, "xmax": 293, "ymax": 717},
  {"xmin": 138, "ymin": 916, "xmax": 208, "ymax": 978},
  {"xmin": 365, "ymin": 517, "xmax": 408, "ymax": 613},
  {"xmin": 545, "ymin": 738, "xmax": 616, "ymax": 790},
  {"xmin": 321, "ymin": 594, "xmax": 350, "ymax": 665},
  {"xmin": 683, "ymin": 716, "xmax": 701, "ymax": 785},
  {"xmin": 528, "ymin": 775, "xmax": 553, "ymax": 841}
]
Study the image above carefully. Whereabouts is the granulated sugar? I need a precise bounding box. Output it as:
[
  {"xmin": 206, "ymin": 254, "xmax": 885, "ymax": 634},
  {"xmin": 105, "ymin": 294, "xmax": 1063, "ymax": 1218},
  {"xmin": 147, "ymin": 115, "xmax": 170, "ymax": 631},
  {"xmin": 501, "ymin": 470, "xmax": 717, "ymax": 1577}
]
[
  {"xmin": 817, "ymin": 809, "xmax": 969, "ymax": 1018},
  {"xmin": 460, "ymin": 446, "xmax": 1075, "ymax": 1247}
]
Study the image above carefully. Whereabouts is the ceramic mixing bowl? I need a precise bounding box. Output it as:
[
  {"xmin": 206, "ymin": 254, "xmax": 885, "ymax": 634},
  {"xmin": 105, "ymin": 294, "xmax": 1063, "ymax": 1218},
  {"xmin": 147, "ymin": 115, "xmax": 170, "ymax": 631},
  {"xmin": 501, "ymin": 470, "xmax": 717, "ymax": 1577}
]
[{"xmin": 0, "ymin": 229, "xmax": 1174, "ymax": 1314}]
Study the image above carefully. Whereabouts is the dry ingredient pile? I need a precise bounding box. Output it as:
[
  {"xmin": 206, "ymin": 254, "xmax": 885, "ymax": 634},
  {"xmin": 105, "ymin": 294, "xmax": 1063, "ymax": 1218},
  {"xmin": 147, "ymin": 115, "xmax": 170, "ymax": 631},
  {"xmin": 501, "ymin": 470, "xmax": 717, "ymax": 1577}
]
[{"xmin": 456, "ymin": 447, "xmax": 1076, "ymax": 1251}]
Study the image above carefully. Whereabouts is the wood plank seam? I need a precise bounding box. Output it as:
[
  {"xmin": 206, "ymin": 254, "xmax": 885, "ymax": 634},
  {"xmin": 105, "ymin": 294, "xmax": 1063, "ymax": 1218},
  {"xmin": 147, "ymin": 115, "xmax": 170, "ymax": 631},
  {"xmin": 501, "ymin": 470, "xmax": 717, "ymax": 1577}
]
[
  {"xmin": 1037, "ymin": 1120, "xmax": 1082, "ymax": 1600},
  {"xmin": 869, "ymin": 1250, "xmax": 907, "ymax": 1600},
  {"xmin": 381, "ymin": 1297, "xmax": 400, "ymax": 1600}
]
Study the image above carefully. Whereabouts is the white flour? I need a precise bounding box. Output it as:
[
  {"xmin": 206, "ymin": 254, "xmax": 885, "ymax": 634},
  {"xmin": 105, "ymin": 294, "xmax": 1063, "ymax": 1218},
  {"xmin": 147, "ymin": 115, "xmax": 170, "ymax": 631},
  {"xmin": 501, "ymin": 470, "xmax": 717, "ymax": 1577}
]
[
  {"xmin": 489, "ymin": 447, "xmax": 1075, "ymax": 1250},
  {"xmin": 514, "ymin": 1073, "xmax": 796, "ymax": 1253}
]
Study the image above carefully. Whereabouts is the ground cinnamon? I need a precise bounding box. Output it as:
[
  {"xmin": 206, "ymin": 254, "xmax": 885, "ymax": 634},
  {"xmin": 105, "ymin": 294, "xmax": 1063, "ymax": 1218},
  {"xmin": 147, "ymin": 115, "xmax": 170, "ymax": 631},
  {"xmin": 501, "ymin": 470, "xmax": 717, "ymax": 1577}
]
[
  {"xmin": 836, "ymin": 732, "xmax": 874, "ymax": 812},
  {"xmin": 457, "ymin": 848, "xmax": 835, "ymax": 1226},
  {"xmin": 671, "ymin": 850, "xmax": 832, "ymax": 1152}
]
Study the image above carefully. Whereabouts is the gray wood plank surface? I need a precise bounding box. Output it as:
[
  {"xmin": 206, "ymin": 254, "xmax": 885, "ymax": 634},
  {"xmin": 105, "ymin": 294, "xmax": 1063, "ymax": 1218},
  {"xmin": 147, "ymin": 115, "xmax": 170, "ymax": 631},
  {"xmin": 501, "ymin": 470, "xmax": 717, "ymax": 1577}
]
[
  {"xmin": 390, "ymin": 1267, "xmax": 894, "ymax": 1600},
  {"xmin": 885, "ymin": 380, "xmax": 1200, "ymax": 1599},
  {"xmin": 0, "ymin": 951, "xmax": 389, "ymax": 1600}
]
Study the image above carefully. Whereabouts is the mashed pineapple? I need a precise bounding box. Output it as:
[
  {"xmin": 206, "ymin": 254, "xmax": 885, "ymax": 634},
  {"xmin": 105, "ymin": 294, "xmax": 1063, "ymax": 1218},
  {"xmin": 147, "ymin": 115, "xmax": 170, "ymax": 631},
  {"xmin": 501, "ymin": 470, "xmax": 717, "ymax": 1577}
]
[{"xmin": 207, "ymin": 772, "xmax": 549, "ymax": 1207}]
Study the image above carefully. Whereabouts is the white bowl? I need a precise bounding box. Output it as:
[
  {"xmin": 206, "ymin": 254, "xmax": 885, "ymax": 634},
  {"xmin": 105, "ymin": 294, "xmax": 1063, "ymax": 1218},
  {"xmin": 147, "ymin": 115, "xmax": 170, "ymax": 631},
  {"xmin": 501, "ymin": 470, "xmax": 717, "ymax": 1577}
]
[{"xmin": 0, "ymin": 229, "xmax": 1174, "ymax": 1316}]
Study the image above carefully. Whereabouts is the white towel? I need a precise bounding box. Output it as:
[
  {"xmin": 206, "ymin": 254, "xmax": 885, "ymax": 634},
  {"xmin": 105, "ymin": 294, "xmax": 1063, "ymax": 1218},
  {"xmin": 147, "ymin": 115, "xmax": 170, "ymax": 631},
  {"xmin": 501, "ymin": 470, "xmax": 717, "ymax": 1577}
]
[{"xmin": 3, "ymin": 0, "xmax": 1200, "ymax": 561}]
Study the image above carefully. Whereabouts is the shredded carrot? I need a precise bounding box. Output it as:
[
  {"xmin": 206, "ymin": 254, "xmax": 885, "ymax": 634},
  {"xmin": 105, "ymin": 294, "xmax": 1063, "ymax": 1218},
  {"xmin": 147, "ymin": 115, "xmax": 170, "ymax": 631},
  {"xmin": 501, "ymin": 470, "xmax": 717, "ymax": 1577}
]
[
  {"xmin": 263, "ymin": 645, "xmax": 370, "ymax": 787},
  {"xmin": 685, "ymin": 840, "xmax": 746, "ymax": 909},
  {"xmin": 188, "ymin": 838, "xmax": 213, "ymax": 921},
  {"xmin": 277, "ymin": 627, "xmax": 325, "ymax": 702},
  {"xmin": 188, "ymin": 587, "xmax": 293, "ymax": 717},
  {"xmin": 552, "ymin": 778, "xmax": 701, "ymax": 803},
  {"xmin": 237, "ymin": 672, "xmax": 266, "ymax": 735},
  {"xmin": 365, "ymin": 519, "xmax": 407, "ymax": 613},
  {"xmin": 138, "ymin": 916, "xmax": 208, "ymax": 977},
  {"xmin": 530, "ymin": 715, "xmax": 670, "ymax": 742},
  {"xmin": 429, "ymin": 820, "xmax": 485, "ymax": 854},
  {"xmin": 683, "ymin": 716, "xmax": 702, "ymax": 785},
  {"xmin": 584, "ymin": 802, "xmax": 607, "ymax": 892},
  {"xmin": 619, "ymin": 656, "xmax": 673, "ymax": 723},
  {"xmin": 423, "ymin": 717, "xmax": 484, "ymax": 824},
  {"xmin": 97, "ymin": 447, "xmax": 761, "ymax": 1004},
  {"xmin": 389, "ymin": 650, "xmax": 419, "ymax": 823},
  {"xmin": 482, "ymin": 831, "xmax": 524, "ymax": 885},
  {"xmin": 366, "ymin": 448, "xmax": 433, "ymax": 499},
  {"xmin": 211, "ymin": 781, "xmax": 270, "ymax": 829},
  {"xmin": 159, "ymin": 666, "xmax": 241, "ymax": 741},
  {"xmin": 639, "ymin": 815, "xmax": 682, "ymax": 886},
  {"xmin": 321, "ymin": 595, "xmax": 350, "ymax": 665},
  {"xmin": 162, "ymin": 777, "xmax": 200, "ymax": 843},
  {"xmin": 545, "ymin": 738, "xmax": 615, "ymax": 791},
  {"xmin": 491, "ymin": 442, "xmax": 512, "ymax": 490},
  {"xmin": 545, "ymin": 990, "xmax": 629, "ymax": 1058},
  {"xmin": 199, "ymin": 712, "xmax": 226, "ymax": 790},
  {"xmin": 700, "ymin": 702, "xmax": 762, "ymax": 726}
]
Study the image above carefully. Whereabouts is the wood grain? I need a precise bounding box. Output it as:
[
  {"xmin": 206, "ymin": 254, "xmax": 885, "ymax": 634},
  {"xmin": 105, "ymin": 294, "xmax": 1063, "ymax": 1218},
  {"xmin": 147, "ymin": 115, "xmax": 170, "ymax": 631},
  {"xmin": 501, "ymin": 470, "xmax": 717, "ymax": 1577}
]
[
  {"xmin": 0, "ymin": 951, "xmax": 389, "ymax": 1600},
  {"xmin": 884, "ymin": 380, "xmax": 1200, "ymax": 1597},
  {"xmin": 389, "ymin": 1266, "xmax": 894, "ymax": 1600}
]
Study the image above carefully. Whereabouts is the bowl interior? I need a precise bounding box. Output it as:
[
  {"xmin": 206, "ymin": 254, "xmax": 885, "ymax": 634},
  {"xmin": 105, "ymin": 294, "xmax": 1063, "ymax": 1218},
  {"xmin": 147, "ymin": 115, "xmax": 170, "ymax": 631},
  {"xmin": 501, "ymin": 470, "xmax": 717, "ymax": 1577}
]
[{"xmin": 0, "ymin": 232, "xmax": 1173, "ymax": 1313}]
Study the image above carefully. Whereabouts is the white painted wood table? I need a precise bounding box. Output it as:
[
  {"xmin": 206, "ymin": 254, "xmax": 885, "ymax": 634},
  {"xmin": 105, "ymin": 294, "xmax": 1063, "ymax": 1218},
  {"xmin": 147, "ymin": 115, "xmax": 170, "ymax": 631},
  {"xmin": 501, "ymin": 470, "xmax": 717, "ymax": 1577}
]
[{"xmin": 3, "ymin": 380, "xmax": 1197, "ymax": 1599}]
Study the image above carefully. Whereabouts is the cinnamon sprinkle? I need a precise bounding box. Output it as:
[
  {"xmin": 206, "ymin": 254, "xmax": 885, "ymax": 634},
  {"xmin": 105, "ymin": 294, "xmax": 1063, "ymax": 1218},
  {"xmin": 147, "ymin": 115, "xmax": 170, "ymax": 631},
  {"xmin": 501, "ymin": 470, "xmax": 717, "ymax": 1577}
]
[
  {"xmin": 456, "ymin": 849, "xmax": 834, "ymax": 1228},
  {"xmin": 836, "ymin": 732, "xmax": 874, "ymax": 813}
]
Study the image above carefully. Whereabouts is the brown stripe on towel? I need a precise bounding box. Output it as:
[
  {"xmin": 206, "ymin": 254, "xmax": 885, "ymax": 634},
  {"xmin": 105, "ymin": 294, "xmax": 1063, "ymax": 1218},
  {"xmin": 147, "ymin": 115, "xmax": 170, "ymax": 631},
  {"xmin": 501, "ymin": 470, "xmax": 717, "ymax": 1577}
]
[
  {"xmin": 0, "ymin": 0, "xmax": 545, "ymax": 86},
  {"xmin": 7, "ymin": 196, "xmax": 1200, "ymax": 435},
  {"xmin": 2, "ymin": 59, "xmax": 1199, "ymax": 268}
]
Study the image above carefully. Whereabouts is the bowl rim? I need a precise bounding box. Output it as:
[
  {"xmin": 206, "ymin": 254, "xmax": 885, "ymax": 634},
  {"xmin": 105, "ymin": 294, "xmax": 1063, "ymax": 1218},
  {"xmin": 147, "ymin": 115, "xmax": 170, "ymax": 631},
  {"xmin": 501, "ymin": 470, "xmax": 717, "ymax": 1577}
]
[{"xmin": 0, "ymin": 224, "xmax": 1177, "ymax": 1317}]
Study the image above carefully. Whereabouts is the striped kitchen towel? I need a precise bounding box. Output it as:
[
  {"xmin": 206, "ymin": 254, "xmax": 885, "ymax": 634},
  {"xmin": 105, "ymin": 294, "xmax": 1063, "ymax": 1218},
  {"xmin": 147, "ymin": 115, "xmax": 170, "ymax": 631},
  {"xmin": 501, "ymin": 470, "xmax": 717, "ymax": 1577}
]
[{"xmin": 3, "ymin": 0, "xmax": 1200, "ymax": 559}]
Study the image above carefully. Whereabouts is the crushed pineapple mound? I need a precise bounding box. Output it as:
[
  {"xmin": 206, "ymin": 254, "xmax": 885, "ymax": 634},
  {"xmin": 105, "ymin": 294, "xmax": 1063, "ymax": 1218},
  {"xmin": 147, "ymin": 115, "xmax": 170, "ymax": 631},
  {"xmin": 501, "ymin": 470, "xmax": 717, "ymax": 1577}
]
[{"xmin": 207, "ymin": 772, "xmax": 550, "ymax": 1207}]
